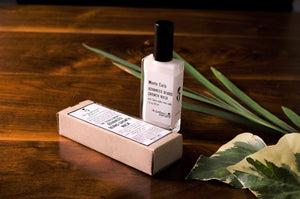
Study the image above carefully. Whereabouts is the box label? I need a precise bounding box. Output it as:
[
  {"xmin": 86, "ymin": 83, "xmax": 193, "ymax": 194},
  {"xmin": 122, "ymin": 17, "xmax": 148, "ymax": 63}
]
[{"xmin": 68, "ymin": 103, "xmax": 171, "ymax": 146}]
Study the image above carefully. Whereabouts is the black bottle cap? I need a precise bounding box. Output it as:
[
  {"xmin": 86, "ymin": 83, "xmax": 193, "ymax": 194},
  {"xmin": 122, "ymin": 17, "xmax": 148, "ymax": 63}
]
[{"xmin": 154, "ymin": 20, "xmax": 174, "ymax": 62}]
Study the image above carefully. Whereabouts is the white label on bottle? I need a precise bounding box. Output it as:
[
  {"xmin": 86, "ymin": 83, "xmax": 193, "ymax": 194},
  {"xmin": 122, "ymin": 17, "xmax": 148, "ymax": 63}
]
[
  {"xmin": 144, "ymin": 71, "xmax": 183, "ymax": 128},
  {"xmin": 68, "ymin": 103, "xmax": 171, "ymax": 146}
]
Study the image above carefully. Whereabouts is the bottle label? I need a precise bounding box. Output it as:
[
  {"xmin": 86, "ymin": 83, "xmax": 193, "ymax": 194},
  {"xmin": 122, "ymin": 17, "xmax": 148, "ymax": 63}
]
[
  {"xmin": 143, "ymin": 70, "xmax": 183, "ymax": 128},
  {"xmin": 68, "ymin": 103, "xmax": 171, "ymax": 146}
]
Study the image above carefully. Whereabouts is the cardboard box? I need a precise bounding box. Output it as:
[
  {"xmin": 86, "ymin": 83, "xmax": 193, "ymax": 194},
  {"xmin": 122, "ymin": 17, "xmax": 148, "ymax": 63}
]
[{"xmin": 57, "ymin": 100, "xmax": 182, "ymax": 175}]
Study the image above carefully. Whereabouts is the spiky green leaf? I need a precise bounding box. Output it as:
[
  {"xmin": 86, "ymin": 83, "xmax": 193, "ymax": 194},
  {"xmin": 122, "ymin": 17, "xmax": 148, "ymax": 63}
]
[{"xmin": 232, "ymin": 157, "xmax": 300, "ymax": 199}]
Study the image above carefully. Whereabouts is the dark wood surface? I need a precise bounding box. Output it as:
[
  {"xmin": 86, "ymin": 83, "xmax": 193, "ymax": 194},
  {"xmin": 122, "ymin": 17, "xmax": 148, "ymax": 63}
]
[{"xmin": 1, "ymin": 5, "xmax": 300, "ymax": 198}]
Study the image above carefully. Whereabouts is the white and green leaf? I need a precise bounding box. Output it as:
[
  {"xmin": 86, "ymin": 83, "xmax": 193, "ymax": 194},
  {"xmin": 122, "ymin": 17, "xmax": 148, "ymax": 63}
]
[
  {"xmin": 187, "ymin": 133, "xmax": 300, "ymax": 198},
  {"xmin": 228, "ymin": 133, "xmax": 300, "ymax": 199},
  {"xmin": 186, "ymin": 133, "xmax": 266, "ymax": 188}
]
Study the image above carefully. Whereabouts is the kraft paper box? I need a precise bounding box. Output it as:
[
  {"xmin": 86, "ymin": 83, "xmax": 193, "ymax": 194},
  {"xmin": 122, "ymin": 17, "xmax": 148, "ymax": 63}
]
[{"xmin": 57, "ymin": 100, "xmax": 182, "ymax": 175}]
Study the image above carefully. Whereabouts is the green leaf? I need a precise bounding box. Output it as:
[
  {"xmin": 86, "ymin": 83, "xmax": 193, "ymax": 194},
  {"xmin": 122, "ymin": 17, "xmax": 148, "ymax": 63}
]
[
  {"xmin": 186, "ymin": 133, "xmax": 266, "ymax": 188},
  {"xmin": 204, "ymin": 91, "xmax": 230, "ymax": 107},
  {"xmin": 296, "ymin": 153, "xmax": 300, "ymax": 172},
  {"xmin": 246, "ymin": 157, "xmax": 300, "ymax": 185},
  {"xmin": 82, "ymin": 44, "xmax": 294, "ymax": 135},
  {"xmin": 106, "ymin": 60, "xmax": 279, "ymax": 133},
  {"xmin": 183, "ymin": 92, "xmax": 287, "ymax": 134},
  {"xmin": 173, "ymin": 51, "xmax": 287, "ymax": 135},
  {"xmin": 182, "ymin": 102, "xmax": 281, "ymax": 133},
  {"xmin": 211, "ymin": 67, "xmax": 297, "ymax": 133},
  {"xmin": 112, "ymin": 62, "xmax": 141, "ymax": 78},
  {"xmin": 82, "ymin": 43, "xmax": 141, "ymax": 72},
  {"xmin": 228, "ymin": 133, "xmax": 300, "ymax": 199},
  {"xmin": 182, "ymin": 101, "xmax": 246, "ymax": 125},
  {"xmin": 282, "ymin": 106, "xmax": 300, "ymax": 130},
  {"xmin": 182, "ymin": 90, "xmax": 236, "ymax": 112},
  {"xmin": 173, "ymin": 51, "xmax": 252, "ymax": 114}
]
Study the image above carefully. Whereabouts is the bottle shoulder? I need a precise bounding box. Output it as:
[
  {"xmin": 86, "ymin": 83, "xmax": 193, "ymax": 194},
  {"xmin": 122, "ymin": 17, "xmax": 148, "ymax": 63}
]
[{"xmin": 142, "ymin": 54, "xmax": 184, "ymax": 74}]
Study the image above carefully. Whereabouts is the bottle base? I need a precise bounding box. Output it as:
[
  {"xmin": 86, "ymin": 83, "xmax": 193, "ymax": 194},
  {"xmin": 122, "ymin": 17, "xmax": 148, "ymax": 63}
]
[
  {"xmin": 172, "ymin": 119, "xmax": 181, "ymax": 133},
  {"xmin": 142, "ymin": 117, "xmax": 181, "ymax": 133}
]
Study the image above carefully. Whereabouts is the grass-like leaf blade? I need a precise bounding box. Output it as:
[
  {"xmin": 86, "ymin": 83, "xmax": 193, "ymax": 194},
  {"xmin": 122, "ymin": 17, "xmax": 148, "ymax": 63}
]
[
  {"xmin": 211, "ymin": 67, "xmax": 296, "ymax": 133},
  {"xmin": 173, "ymin": 51, "xmax": 253, "ymax": 114},
  {"xmin": 112, "ymin": 62, "xmax": 141, "ymax": 78},
  {"xmin": 111, "ymin": 59, "xmax": 292, "ymax": 134},
  {"xmin": 182, "ymin": 102, "xmax": 280, "ymax": 133},
  {"xmin": 82, "ymin": 43, "xmax": 141, "ymax": 72},
  {"xmin": 183, "ymin": 91, "xmax": 238, "ymax": 113},
  {"xmin": 173, "ymin": 51, "xmax": 287, "ymax": 134},
  {"xmin": 182, "ymin": 101, "xmax": 249, "ymax": 125},
  {"xmin": 82, "ymin": 44, "xmax": 295, "ymax": 135},
  {"xmin": 282, "ymin": 106, "xmax": 300, "ymax": 130},
  {"xmin": 110, "ymin": 60, "xmax": 280, "ymax": 132}
]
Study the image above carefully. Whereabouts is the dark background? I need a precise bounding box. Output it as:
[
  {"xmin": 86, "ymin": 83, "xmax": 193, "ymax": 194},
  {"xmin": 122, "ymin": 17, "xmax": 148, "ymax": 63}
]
[{"xmin": 14, "ymin": 0, "xmax": 295, "ymax": 12}]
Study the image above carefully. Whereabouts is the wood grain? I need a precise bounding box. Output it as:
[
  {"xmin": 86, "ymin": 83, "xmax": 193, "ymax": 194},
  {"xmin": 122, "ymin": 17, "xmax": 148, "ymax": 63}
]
[
  {"xmin": 0, "ymin": 5, "xmax": 299, "ymax": 37},
  {"xmin": 0, "ymin": 140, "xmax": 257, "ymax": 199},
  {"xmin": 0, "ymin": 5, "xmax": 299, "ymax": 198},
  {"xmin": 0, "ymin": 32, "xmax": 299, "ymax": 79}
]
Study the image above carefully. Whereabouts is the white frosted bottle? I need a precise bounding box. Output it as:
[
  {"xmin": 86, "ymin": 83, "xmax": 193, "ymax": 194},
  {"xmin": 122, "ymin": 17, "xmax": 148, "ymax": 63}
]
[{"xmin": 140, "ymin": 20, "xmax": 184, "ymax": 132}]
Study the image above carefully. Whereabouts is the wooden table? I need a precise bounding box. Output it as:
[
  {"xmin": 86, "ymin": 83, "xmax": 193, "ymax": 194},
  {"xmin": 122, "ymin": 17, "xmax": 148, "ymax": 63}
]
[{"xmin": 1, "ymin": 5, "xmax": 300, "ymax": 198}]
